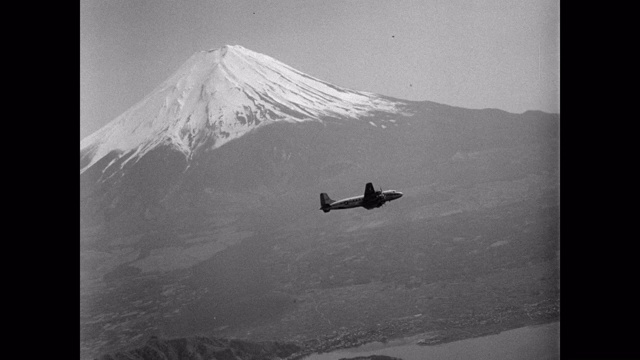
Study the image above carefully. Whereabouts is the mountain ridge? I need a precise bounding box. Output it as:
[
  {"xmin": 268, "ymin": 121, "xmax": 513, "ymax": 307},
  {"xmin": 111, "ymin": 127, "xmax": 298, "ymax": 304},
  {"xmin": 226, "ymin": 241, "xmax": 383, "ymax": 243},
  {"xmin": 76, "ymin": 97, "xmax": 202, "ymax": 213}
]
[{"xmin": 95, "ymin": 335, "xmax": 303, "ymax": 360}]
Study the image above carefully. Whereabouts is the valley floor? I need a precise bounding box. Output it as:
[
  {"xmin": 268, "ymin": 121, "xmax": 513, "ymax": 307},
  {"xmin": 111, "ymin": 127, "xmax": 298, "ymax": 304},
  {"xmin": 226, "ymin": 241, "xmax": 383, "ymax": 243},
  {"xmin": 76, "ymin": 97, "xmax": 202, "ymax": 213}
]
[{"xmin": 81, "ymin": 172, "xmax": 559, "ymax": 359}]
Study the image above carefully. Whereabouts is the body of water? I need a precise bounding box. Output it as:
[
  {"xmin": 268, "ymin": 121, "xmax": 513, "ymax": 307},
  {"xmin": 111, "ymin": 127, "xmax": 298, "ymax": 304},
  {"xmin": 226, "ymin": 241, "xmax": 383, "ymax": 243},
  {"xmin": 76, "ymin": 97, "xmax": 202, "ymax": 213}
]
[{"xmin": 304, "ymin": 322, "xmax": 559, "ymax": 360}]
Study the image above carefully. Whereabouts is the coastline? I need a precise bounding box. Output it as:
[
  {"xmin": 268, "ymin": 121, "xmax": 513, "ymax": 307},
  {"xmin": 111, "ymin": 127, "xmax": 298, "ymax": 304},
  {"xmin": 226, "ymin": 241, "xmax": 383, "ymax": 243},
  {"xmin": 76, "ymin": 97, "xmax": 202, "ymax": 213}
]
[{"xmin": 300, "ymin": 321, "xmax": 560, "ymax": 360}]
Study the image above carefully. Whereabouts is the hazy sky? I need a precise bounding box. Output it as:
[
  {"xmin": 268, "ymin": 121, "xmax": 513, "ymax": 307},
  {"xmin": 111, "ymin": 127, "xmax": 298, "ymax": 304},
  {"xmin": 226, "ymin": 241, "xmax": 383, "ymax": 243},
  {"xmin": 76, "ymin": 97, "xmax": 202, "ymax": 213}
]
[{"xmin": 80, "ymin": 0, "xmax": 559, "ymax": 140}]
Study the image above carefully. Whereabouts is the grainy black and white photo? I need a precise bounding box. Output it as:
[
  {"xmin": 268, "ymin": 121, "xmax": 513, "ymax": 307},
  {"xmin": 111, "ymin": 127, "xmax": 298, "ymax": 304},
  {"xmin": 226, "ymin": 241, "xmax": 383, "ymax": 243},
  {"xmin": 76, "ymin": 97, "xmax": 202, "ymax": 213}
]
[{"xmin": 80, "ymin": 1, "xmax": 560, "ymax": 359}]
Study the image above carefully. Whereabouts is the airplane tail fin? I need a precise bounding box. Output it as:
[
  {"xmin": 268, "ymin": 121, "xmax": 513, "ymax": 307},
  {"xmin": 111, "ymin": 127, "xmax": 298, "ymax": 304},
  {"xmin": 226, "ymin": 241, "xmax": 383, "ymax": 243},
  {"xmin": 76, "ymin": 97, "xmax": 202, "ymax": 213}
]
[{"xmin": 320, "ymin": 193, "xmax": 333, "ymax": 212}]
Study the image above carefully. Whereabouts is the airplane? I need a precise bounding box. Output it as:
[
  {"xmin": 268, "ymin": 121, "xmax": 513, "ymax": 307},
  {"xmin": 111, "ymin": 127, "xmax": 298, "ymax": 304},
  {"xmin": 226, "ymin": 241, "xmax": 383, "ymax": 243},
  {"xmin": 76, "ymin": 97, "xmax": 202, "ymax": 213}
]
[{"xmin": 320, "ymin": 182, "xmax": 403, "ymax": 213}]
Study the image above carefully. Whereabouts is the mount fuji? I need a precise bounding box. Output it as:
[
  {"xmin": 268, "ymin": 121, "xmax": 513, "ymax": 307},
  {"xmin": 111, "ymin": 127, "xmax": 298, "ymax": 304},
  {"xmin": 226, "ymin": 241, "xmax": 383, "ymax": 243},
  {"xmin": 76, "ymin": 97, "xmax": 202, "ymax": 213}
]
[
  {"xmin": 80, "ymin": 45, "xmax": 406, "ymax": 175},
  {"xmin": 81, "ymin": 45, "xmax": 559, "ymax": 359}
]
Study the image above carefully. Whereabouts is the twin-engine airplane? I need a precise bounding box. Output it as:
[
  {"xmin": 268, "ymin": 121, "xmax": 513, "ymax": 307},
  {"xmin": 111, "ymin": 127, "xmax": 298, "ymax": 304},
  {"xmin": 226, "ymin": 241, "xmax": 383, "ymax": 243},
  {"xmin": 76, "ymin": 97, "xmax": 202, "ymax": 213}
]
[{"xmin": 320, "ymin": 183, "xmax": 403, "ymax": 213}]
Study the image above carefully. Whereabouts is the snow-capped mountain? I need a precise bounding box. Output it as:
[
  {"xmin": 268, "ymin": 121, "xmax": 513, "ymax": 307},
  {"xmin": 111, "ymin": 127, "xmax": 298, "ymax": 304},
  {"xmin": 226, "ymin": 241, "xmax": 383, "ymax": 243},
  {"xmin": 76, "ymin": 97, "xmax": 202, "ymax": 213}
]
[
  {"xmin": 80, "ymin": 44, "xmax": 558, "ymax": 240},
  {"xmin": 80, "ymin": 45, "xmax": 407, "ymax": 175}
]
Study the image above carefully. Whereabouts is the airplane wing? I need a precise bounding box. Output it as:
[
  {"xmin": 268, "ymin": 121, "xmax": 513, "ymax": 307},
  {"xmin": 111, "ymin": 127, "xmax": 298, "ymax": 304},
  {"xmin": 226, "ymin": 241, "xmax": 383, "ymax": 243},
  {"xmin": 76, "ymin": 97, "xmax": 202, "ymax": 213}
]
[{"xmin": 363, "ymin": 182, "xmax": 377, "ymax": 200}]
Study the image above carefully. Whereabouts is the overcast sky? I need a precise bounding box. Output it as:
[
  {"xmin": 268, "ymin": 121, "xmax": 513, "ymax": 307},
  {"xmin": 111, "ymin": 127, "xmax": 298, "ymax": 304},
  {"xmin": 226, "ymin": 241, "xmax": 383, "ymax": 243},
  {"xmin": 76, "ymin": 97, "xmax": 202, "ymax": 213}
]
[{"xmin": 80, "ymin": 0, "xmax": 559, "ymax": 140}]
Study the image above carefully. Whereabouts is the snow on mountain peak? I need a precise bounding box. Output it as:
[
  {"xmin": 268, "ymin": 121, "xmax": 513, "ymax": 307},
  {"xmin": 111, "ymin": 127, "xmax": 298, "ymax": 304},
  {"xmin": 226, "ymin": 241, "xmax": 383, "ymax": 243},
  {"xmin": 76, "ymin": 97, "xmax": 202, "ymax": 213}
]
[{"xmin": 80, "ymin": 45, "xmax": 406, "ymax": 174}]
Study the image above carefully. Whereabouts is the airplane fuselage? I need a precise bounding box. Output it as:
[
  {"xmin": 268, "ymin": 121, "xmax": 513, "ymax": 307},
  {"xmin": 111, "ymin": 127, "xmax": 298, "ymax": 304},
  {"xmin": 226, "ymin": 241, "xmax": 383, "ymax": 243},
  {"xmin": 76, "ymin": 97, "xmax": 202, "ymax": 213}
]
[{"xmin": 320, "ymin": 185, "xmax": 403, "ymax": 213}]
